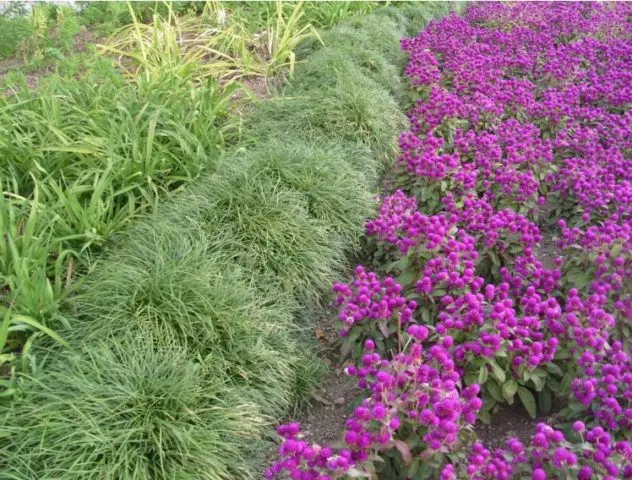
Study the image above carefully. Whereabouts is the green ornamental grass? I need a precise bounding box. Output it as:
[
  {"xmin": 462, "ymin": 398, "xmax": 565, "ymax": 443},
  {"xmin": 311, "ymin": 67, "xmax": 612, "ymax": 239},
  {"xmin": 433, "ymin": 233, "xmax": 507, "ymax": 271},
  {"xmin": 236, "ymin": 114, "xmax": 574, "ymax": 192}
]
[
  {"xmin": 289, "ymin": 45, "xmax": 403, "ymax": 101},
  {"xmin": 172, "ymin": 168, "xmax": 344, "ymax": 302},
  {"xmin": 251, "ymin": 73, "xmax": 405, "ymax": 168},
  {"xmin": 339, "ymin": 13, "xmax": 407, "ymax": 58},
  {"xmin": 0, "ymin": 336, "xmax": 265, "ymax": 480},
  {"xmin": 216, "ymin": 138, "xmax": 375, "ymax": 248},
  {"xmin": 67, "ymin": 222, "xmax": 308, "ymax": 415},
  {"xmin": 397, "ymin": 2, "xmax": 456, "ymax": 36}
]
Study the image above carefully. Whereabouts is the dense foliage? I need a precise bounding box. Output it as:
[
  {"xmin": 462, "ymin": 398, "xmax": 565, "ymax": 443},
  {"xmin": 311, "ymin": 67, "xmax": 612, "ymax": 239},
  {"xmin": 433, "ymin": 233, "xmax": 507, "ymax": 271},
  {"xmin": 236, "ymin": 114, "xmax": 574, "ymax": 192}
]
[
  {"xmin": 269, "ymin": 3, "xmax": 632, "ymax": 479},
  {"xmin": 0, "ymin": 3, "xmax": 457, "ymax": 479}
]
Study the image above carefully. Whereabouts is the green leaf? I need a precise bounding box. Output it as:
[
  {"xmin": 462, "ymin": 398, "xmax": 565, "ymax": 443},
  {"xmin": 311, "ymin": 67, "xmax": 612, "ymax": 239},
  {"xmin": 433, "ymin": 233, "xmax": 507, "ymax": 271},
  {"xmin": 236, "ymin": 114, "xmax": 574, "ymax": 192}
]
[
  {"xmin": 518, "ymin": 386, "xmax": 537, "ymax": 419},
  {"xmin": 539, "ymin": 388, "xmax": 552, "ymax": 414},
  {"xmin": 396, "ymin": 270, "xmax": 418, "ymax": 287},
  {"xmin": 611, "ymin": 243, "xmax": 622, "ymax": 258},
  {"xmin": 478, "ymin": 410, "xmax": 491, "ymax": 425},
  {"xmin": 559, "ymin": 368, "xmax": 574, "ymax": 396},
  {"xmin": 486, "ymin": 379, "xmax": 504, "ymax": 402},
  {"xmin": 464, "ymin": 373, "xmax": 478, "ymax": 386},
  {"xmin": 546, "ymin": 376, "xmax": 561, "ymax": 393},
  {"xmin": 407, "ymin": 459, "xmax": 422, "ymax": 477},
  {"xmin": 489, "ymin": 360, "xmax": 506, "ymax": 383},
  {"xmin": 532, "ymin": 368, "xmax": 548, "ymax": 378},
  {"xmin": 546, "ymin": 362, "xmax": 563, "ymax": 376},
  {"xmin": 421, "ymin": 307, "xmax": 431, "ymax": 325},
  {"xmin": 530, "ymin": 374, "xmax": 546, "ymax": 392},
  {"xmin": 565, "ymin": 269, "xmax": 592, "ymax": 290},
  {"xmin": 478, "ymin": 365, "xmax": 488, "ymax": 384},
  {"xmin": 502, "ymin": 380, "xmax": 518, "ymax": 404}
]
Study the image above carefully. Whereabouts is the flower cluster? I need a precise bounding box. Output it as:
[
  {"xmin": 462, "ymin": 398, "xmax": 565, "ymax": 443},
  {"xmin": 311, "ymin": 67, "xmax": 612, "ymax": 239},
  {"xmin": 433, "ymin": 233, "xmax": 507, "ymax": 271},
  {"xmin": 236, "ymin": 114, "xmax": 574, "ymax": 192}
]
[
  {"xmin": 270, "ymin": 2, "xmax": 632, "ymax": 478},
  {"xmin": 265, "ymin": 422, "xmax": 353, "ymax": 479},
  {"xmin": 399, "ymin": 0, "xmax": 632, "ymax": 440},
  {"xmin": 447, "ymin": 423, "xmax": 632, "ymax": 480},
  {"xmin": 365, "ymin": 190, "xmax": 455, "ymax": 255},
  {"xmin": 267, "ymin": 333, "xmax": 482, "ymax": 479}
]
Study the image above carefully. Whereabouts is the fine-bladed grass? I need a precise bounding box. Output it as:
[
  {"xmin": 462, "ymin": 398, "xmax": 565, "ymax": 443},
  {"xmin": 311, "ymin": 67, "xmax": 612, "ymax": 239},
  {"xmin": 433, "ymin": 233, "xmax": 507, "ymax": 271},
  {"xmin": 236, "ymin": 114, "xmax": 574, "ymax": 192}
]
[{"xmin": 0, "ymin": 336, "xmax": 268, "ymax": 480}]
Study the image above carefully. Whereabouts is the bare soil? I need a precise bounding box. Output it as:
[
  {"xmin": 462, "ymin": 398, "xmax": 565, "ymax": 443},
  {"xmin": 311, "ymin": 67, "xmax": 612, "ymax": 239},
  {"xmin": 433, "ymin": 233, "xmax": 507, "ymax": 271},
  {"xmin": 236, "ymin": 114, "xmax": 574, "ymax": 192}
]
[
  {"xmin": 475, "ymin": 403, "xmax": 557, "ymax": 450},
  {"xmin": 299, "ymin": 368, "xmax": 358, "ymax": 446}
]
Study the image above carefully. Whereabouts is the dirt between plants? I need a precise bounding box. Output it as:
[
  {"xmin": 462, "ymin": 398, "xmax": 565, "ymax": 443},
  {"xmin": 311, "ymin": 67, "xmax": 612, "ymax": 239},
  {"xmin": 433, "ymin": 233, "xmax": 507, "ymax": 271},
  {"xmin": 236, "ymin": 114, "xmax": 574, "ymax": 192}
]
[
  {"xmin": 475, "ymin": 403, "xmax": 560, "ymax": 450},
  {"xmin": 299, "ymin": 367, "xmax": 359, "ymax": 446}
]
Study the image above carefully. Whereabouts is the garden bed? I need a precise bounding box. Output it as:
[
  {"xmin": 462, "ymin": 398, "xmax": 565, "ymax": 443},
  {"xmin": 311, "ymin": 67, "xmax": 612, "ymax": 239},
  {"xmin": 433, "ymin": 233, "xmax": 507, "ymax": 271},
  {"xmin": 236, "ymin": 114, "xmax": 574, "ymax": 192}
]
[
  {"xmin": 0, "ymin": 3, "xmax": 457, "ymax": 479},
  {"xmin": 267, "ymin": 3, "xmax": 632, "ymax": 479}
]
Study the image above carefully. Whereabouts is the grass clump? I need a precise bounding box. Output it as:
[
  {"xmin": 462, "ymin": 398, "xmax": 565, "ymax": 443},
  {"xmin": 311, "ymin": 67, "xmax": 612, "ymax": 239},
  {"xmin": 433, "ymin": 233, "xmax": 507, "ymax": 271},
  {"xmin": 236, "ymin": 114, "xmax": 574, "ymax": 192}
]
[
  {"xmin": 290, "ymin": 45, "xmax": 403, "ymax": 100},
  {"xmin": 67, "ymin": 221, "xmax": 308, "ymax": 419},
  {"xmin": 0, "ymin": 70, "xmax": 238, "ymax": 333},
  {"xmin": 0, "ymin": 336, "xmax": 264, "ymax": 480},
  {"xmin": 339, "ymin": 13, "xmax": 407, "ymax": 58},
  {"xmin": 397, "ymin": 2, "xmax": 456, "ymax": 36},
  {"xmin": 171, "ymin": 168, "xmax": 344, "ymax": 302},
  {"xmin": 1, "ymin": 72, "xmax": 234, "ymax": 197},
  {"xmin": 250, "ymin": 68, "xmax": 405, "ymax": 168},
  {"xmin": 217, "ymin": 139, "xmax": 375, "ymax": 248}
]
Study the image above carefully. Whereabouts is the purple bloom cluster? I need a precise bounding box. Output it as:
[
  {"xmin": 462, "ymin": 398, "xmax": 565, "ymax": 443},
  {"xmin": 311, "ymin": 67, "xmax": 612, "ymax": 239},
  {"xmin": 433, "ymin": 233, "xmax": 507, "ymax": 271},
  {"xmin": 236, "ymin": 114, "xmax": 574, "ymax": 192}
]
[
  {"xmin": 396, "ymin": 0, "xmax": 632, "ymax": 442},
  {"xmin": 265, "ymin": 422, "xmax": 352, "ymax": 479},
  {"xmin": 449, "ymin": 423, "xmax": 632, "ymax": 480},
  {"xmin": 332, "ymin": 266, "xmax": 416, "ymax": 346},
  {"xmin": 267, "ymin": 334, "xmax": 482, "ymax": 479},
  {"xmin": 270, "ymin": 2, "xmax": 632, "ymax": 478},
  {"xmin": 344, "ymin": 335, "xmax": 481, "ymax": 451},
  {"xmin": 365, "ymin": 190, "xmax": 455, "ymax": 255}
]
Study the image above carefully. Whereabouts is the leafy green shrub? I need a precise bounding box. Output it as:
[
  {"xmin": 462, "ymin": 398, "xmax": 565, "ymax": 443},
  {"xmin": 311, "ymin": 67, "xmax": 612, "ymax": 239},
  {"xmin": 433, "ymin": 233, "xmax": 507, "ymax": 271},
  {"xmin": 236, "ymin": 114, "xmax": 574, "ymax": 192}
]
[
  {"xmin": 0, "ymin": 15, "xmax": 33, "ymax": 59},
  {"xmin": 1, "ymin": 73, "xmax": 233, "ymax": 193},
  {"xmin": 0, "ymin": 336, "xmax": 264, "ymax": 480},
  {"xmin": 217, "ymin": 138, "xmax": 375, "ymax": 248},
  {"xmin": 0, "ymin": 182, "xmax": 72, "ymax": 325},
  {"xmin": 0, "ymin": 72, "xmax": 237, "ymax": 254}
]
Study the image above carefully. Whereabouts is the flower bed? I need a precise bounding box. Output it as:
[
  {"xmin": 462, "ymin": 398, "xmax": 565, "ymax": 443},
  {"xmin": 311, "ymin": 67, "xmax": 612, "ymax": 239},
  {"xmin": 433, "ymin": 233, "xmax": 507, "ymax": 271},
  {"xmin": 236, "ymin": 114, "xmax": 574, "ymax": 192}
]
[{"xmin": 269, "ymin": 3, "xmax": 632, "ymax": 479}]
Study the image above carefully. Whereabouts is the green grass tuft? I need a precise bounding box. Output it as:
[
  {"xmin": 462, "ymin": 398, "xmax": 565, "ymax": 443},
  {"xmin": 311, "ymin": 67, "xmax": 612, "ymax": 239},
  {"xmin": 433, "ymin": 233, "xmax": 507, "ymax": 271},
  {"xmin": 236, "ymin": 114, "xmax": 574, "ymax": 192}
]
[
  {"xmin": 339, "ymin": 12, "xmax": 407, "ymax": 57},
  {"xmin": 216, "ymin": 138, "xmax": 376, "ymax": 248},
  {"xmin": 250, "ymin": 70, "xmax": 405, "ymax": 168},
  {"xmin": 290, "ymin": 45, "xmax": 403, "ymax": 100},
  {"xmin": 66, "ymin": 220, "xmax": 312, "ymax": 416},
  {"xmin": 0, "ymin": 336, "xmax": 265, "ymax": 479},
  {"xmin": 397, "ymin": 2, "xmax": 456, "ymax": 36},
  {"xmin": 168, "ymin": 167, "xmax": 345, "ymax": 303}
]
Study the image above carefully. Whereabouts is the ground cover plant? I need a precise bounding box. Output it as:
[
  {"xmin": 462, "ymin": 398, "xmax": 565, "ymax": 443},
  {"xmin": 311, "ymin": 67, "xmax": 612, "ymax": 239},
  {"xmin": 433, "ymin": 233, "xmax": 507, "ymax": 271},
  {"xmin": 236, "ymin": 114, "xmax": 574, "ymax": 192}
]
[
  {"xmin": 268, "ymin": 3, "xmax": 632, "ymax": 479},
  {"xmin": 0, "ymin": 0, "xmax": 402, "ymax": 375},
  {"xmin": 0, "ymin": 3, "xmax": 459, "ymax": 479},
  {"xmin": 0, "ymin": 0, "xmax": 332, "ymax": 395}
]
